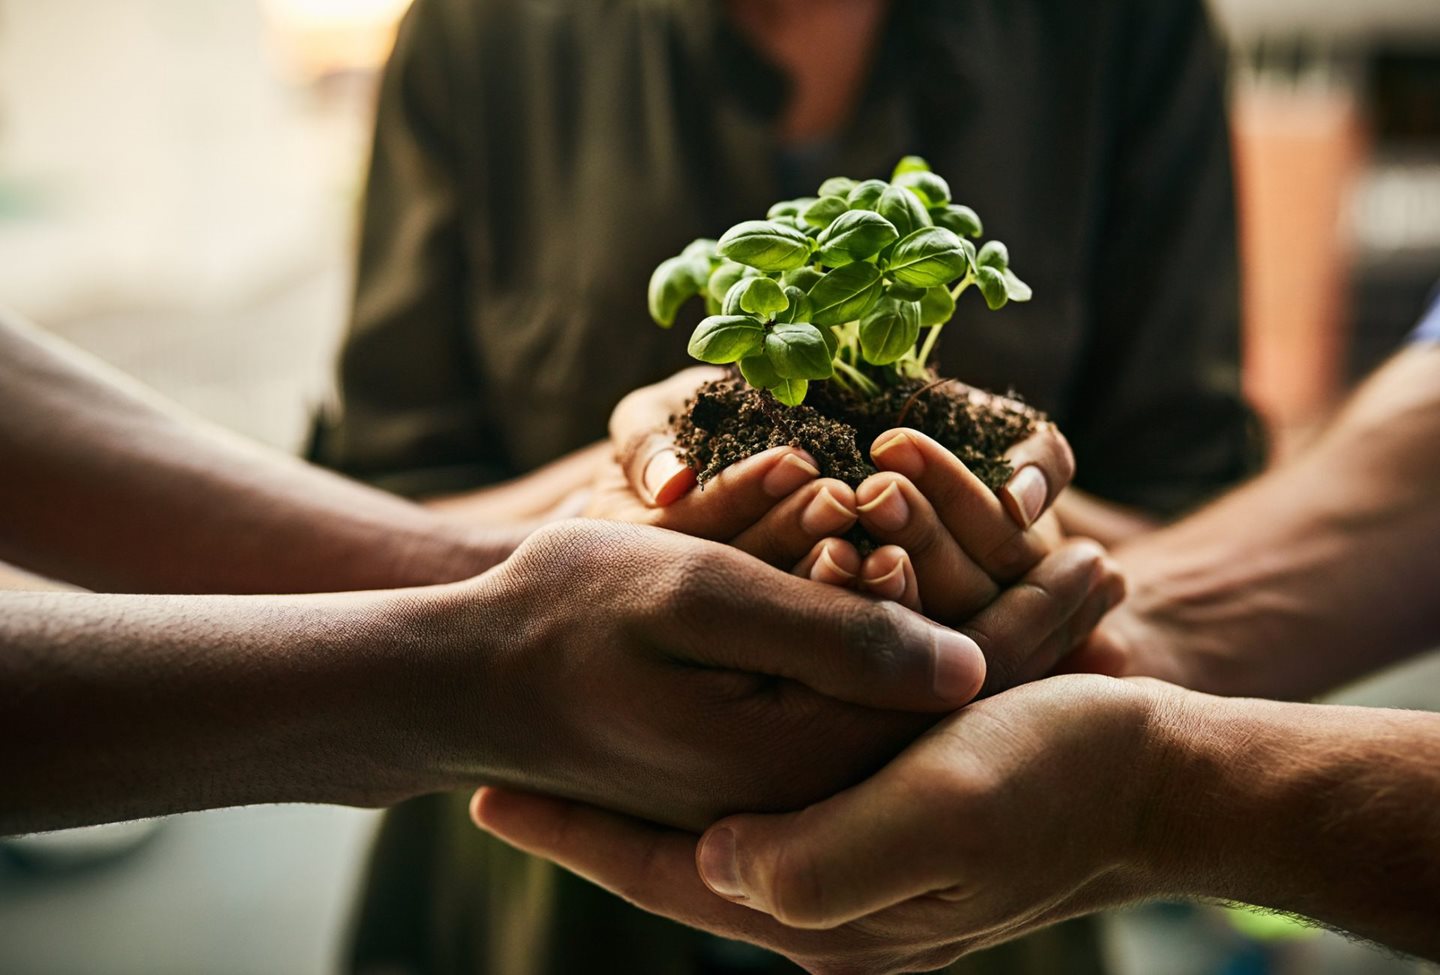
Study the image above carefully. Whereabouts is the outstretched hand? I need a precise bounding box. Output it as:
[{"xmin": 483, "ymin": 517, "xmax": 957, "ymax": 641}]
[
  {"xmin": 468, "ymin": 670, "xmax": 1161, "ymax": 974},
  {"xmin": 448, "ymin": 519, "xmax": 990, "ymax": 831}
]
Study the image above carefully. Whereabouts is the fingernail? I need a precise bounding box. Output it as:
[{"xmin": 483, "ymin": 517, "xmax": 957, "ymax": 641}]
[
  {"xmin": 932, "ymin": 628, "xmax": 985, "ymax": 704},
  {"xmin": 643, "ymin": 451, "xmax": 690, "ymax": 502},
  {"xmin": 857, "ymin": 482, "xmax": 910, "ymax": 533},
  {"xmin": 812, "ymin": 546, "xmax": 855, "ymax": 583},
  {"xmin": 1003, "ymin": 465, "xmax": 1048, "ymax": 528},
  {"xmin": 870, "ymin": 431, "xmax": 924, "ymax": 479},
  {"xmin": 697, "ymin": 828, "xmax": 747, "ymax": 900},
  {"xmin": 800, "ymin": 488, "xmax": 856, "ymax": 536},
  {"xmin": 762, "ymin": 452, "xmax": 821, "ymax": 499},
  {"xmin": 863, "ymin": 559, "xmax": 908, "ymax": 601}
]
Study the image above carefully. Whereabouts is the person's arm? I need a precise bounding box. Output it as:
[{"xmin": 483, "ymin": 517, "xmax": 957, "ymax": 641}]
[
  {"xmin": 0, "ymin": 314, "xmax": 514, "ymax": 594},
  {"xmin": 470, "ymin": 675, "xmax": 1440, "ymax": 970},
  {"xmin": 2, "ymin": 514, "xmax": 1084, "ymax": 836},
  {"xmin": 1084, "ymin": 344, "xmax": 1440, "ymax": 698}
]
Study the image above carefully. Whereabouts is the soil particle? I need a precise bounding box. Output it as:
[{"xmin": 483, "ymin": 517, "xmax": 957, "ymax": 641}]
[{"xmin": 673, "ymin": 372, "xmax": 1044, "ymax": 494}]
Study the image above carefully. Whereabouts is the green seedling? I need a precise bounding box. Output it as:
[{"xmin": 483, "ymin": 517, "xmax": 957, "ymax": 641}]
[{"xmin": 648, "ymin": 157, "xmax": 1031, "ymax": 406}]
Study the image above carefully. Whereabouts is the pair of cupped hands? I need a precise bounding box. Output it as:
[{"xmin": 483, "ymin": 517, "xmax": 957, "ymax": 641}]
[{"xmin": 463, "ymin": 367, "xmax": 1137, "ymax": 975}]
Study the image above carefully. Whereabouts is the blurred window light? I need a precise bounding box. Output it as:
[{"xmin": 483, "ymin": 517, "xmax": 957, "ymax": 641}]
[
  {"xmin": 259, "ymin": 0, "xmax": 414, "ymax": 81},
  {"xmin": 1352, "ymin": 163, "xmax": 1440, "ymax": 258}
]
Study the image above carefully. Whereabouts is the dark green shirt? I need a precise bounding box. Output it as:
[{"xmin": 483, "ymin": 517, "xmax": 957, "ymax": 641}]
[{"xmin": 312, "ymin": 1, "xmax": 1259, "ymax": 972}]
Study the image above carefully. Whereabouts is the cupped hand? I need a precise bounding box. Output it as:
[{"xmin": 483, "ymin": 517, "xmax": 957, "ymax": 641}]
[
  {"xmin": 841, "ymin": 416, "xmax": 1074, "ymax": 618},
  {"xmin": 589, "ymin": 367, "xmax": 860, "ymax": 570},
  {"xmin": 432, "ymin": 519, "xmax": 991, "ymax": 831},
  {"xmin": 468, "ymin": 673, "xmax": 1166, "ymax": 975}
]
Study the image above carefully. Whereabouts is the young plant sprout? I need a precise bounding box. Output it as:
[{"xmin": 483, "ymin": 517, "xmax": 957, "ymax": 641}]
[{"xmin": 648, "ymin": 156, "xmax": 1032, "ymax": 407}]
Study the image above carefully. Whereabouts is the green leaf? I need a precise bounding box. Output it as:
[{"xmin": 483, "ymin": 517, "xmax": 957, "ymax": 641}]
[
  {"xmin": 887, "ymin": 280, "xmax": 928, "ymax": 302},
  {"xmin": 739, "ymin": 353, "xmax": 781, "ymax": 389},
  {"xmin": 717, "ymin": 220, "xmax": 813, "ymax": 272},
  {"xmin": 918, "ymin": 284, "xmax": 957, "ymax": 327},
  {"xmin": 887, "ymin": 227, "xmax": 970, "ymax": 288},
  {"xmin": 959, "ymin": 237, "xmax": 978, "ymax": 269},
  {"xmin": 770, "ymin": 377, "xmax": 809, "ymax": 407},
  {"xmin": 933, "ymin": 204, "xmax": 983, "ymax": 238},
  {"xmin": 802, "ymin": 195, "xmax": 849, "ymax": 230},
  {"xmin": 845, "ymin": 179, "xmax": 889, "ymax": 211},
  {"xmin": 977, "ymin": 240, "xmax": 1010, "ymax": 271},
  {"xmin": 688, "ymin": 315, "xmax": 766, "ymax": 363},
  {"xmin": 774, "ymin": 285, "xmax": 813, "ymax": 324},
  {"xmin": 765, "ymin": 323, "xmax": 835, "ymax": 380},
  {"xmin": 859, "ymin": 298, "xmax": 921, "ymax": 365},
  {"xmin": 766, "ymin": 198, "xmax": 815, "ymax": 220},
  {"xmin": 877, "ymin": 185, "xmax": 933, "ymax": 240},
  {"xmin": 891, "ymin": 155, "xmax": 931, "ymax": 179},
  {"xmin": 895, "ymin": 171, "xmax": 952, "ymax": 209},
  {"xmin": 782, "ymin": 266, "xmax": 826, "ymax": 292},
  {"xmin": 722, "ymin": 279, "xmax": 748, "ymax": 316},
  {"xmin": 815, "ymin": 210, "xmax": 900, "ymax": 266},
  {"xmin": 818, "ymin": 323, "xmax": 840, "ymax": 356},
  {"xmin": 648, "ymin": 256, "xmax": 703, "ymax": 328},
  {"xmin": 682, "ymin": 238, "xmax": 718, "ymax": 263},
  {"xmin": 818, "ymin": 176, "xmax": 858, "ymax": 199},
  {"xmin": 1002, "ymin": 268, "xmax": 1033, "ymax": 303},
  {"xmin": 734, "ymin": 276, "xmax": 789, "ymax": 318},
  {"xmin": 707, "ymin": 260, "xmax": 754, "ymax": 305},
  {"xmin": 975, "ymin": 266, "xmax": 1009, "ymax": 311},
  {"xmin": 808, "ymin": 262, "xmax": 884, "ymax": 326}
]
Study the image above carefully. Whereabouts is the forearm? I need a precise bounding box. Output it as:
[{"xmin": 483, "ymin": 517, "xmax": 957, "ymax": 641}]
[
  {"xmin": 1142, "ymin": 687, "xmax": 1440, "ymax": 960},
  {"xmin": 0, "ymin": 585, "xmax": 489, "ymax": 834},
  {"xmin": 1108, "ymin": 347, "xmax": 1440, "ymax": 698},
  {"xmin": 425, "ymin": 441, "xmax": 607, "ymax": 524},
  {"xmin": 0, "ymin": 314, "xmax": 519, "ymax": 593}
]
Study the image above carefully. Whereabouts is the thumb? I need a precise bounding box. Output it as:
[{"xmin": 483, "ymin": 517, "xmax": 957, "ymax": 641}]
[
  {"xmin": 611, "ymin": 367, "xmax": 721, "ymax": 506},
  {"xmin": 659, "ymin": 551, "xmax": 987, "ymax": 711},
  {"xmin": 695, "ymin": 763, "xmax": 950, "ymax": 930}
]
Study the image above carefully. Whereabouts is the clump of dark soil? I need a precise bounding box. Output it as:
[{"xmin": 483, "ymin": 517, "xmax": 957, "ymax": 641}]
[{"xmin": 673, "ymin": 372, "xmax": 1043, "ymax": 494}]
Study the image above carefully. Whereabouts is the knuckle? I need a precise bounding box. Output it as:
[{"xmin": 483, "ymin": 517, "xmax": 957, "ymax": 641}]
[{"xmin": 839, "ymin": 600, "xmax": 909, "ymax": 681}]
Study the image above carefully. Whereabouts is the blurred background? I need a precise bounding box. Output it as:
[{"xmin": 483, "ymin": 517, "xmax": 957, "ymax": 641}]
[{"xmin": 1, "ymin": 0, "xmax": 1438, "ymax": 972}]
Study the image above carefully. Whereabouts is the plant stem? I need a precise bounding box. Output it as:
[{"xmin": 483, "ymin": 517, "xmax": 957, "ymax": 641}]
[
  {"xmin": 914, "ymin": 275, "xmax": 974, "ymax": 371},
  {"xmin": 833, "ymin": 358, "xmax": 880, "ymax": 397}
]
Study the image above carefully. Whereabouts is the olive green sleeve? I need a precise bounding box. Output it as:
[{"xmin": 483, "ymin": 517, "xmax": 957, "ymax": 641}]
[
  {"xmin": 309, "ymin": 0, "xmax": 500, "ymax": 497},
  {"xmin": 1065, "ymin": 0, "xmax": 1263, "ymax": 516}
]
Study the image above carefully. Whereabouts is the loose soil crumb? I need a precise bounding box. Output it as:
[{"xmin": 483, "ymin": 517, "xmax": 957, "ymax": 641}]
[{"xmin": 673, "ymin": 372, "xmax": 1043, "ymax": 494}]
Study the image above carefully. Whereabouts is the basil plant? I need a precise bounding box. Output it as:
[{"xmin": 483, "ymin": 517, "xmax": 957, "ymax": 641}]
[{"xmin": 647, "ymin": 156, "xmax": 1031, "ymax": 406}]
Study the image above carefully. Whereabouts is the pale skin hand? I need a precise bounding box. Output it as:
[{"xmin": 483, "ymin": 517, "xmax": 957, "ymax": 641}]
[
  {"xmin": 608, "ymin": 369, "xmax": 1122, "ymax": 693},
  {"xmin": 471, "ymin": 676, "xmax": 1440, "ymax": 971}
]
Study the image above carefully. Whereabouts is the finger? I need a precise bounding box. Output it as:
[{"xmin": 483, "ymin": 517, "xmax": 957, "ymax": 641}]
[
  {"xmin": 648, "ymin": 446, "xmax": 821, "ymax": 540},
  {"xmin": 696, "ymin": 763, "xmax": 954, "ymax": 930},
  {"xmin": 730, "ymin": 480, "xmax": 857, "ymax": 568},
  {"xmin": 999, "ymin": 422, "xmax": 1075, "ymax": 530},
  {"xmin": 622, "ymin": 432, "xmax": 699, "ymax": 507},
  {"xmin": 656, "ymin": 545, "xmax": 987, "ymax": 711},
  {"xmin": 857, "ymin": 545, "xmax": 921, "ymax": 613},
  {"xmin": 869, "ymin": 430, "xmax": 1051, "ymax": 582},
  {"xmin": 855, "ymin": 473, "xmax": 996, "ymax": 620},
  {"xmin": 610, "ymin": 367, "xmax": 724, "ymax": 445},
  {"xmin": 958, "ymin": 539, "xmax": 1108, "ymax": 696},
  {"xmin": 612, "ymin": 367, "xmax": 724, "ymax": 507},
  {"xmin": 470, "ymin": 788, "xmax": 830, "ymax": 955},
  {"xmin": 793, "ymin": 537, "xmax": 861, "ymax": 587}
]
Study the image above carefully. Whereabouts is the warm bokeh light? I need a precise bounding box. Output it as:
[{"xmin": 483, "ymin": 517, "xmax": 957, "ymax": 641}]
[{"xmin": 259, "ymin": 0, "xmax": 414, "ymax": 79}]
